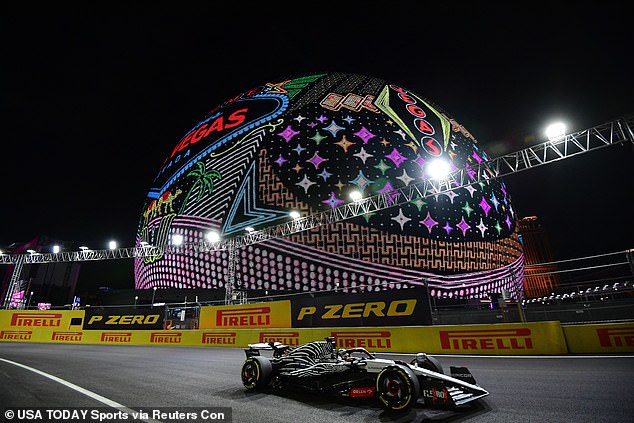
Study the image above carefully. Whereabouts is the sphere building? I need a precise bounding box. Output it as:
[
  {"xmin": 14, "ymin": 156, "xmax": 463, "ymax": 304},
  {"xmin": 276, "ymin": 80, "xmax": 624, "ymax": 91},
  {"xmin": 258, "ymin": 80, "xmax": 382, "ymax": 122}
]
[{"xmin": 134, "ymin": 72, "xmax": 525, "ymax": 300}]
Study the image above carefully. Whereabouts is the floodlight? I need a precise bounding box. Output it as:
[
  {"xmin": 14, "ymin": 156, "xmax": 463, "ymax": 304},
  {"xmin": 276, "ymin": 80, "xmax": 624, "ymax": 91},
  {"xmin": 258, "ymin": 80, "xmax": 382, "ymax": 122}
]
[
  {"xmin": 206, "ymin": 231, "xmax": 220, "ymax": 242},
  {"xmin": 425, "ymin": 158, "xmax": 451, "ymax": 179},
  {"xmin": 172, "ymin": 234, "xmax": 184, "ymax": 246},
  {"xmin": 545, "ymin": 122, "xmax": 566, "ymax": 141},
  {"xmin": 349, "ymin": 190, "xmax": 363, "ymax": 202}
]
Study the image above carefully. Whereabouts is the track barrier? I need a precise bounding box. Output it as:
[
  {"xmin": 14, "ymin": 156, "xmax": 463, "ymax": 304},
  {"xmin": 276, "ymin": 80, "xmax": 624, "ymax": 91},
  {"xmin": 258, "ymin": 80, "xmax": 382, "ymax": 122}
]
[{"xmin": 0, "ymin": 307, "xmax": 631, "ymax": 354}]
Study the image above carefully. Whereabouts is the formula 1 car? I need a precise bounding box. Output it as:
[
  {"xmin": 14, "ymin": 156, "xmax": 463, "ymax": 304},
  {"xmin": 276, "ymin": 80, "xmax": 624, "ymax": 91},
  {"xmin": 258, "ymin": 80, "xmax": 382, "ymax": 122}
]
[{"xmin": 240, "ymin": 337, "xmax": 488, "ymax": 412}]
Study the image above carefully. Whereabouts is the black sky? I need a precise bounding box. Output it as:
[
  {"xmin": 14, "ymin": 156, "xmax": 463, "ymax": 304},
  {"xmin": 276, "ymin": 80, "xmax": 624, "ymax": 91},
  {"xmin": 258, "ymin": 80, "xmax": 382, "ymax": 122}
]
[{"xmin": 1, "ymin": 10, "xmax": 632, "ymax": 290}]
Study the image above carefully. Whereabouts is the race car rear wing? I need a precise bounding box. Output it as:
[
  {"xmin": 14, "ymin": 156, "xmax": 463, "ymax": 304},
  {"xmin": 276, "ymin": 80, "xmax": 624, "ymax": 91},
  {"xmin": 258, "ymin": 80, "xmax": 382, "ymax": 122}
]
[{"xmin": 245, "ymin": 341, "xmax": 290, "ymax": 358}]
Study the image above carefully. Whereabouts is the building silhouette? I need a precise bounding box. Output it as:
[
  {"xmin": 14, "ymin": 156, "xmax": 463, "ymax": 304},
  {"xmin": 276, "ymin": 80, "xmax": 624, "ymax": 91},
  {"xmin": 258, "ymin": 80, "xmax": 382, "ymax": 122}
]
[{"xmin": 518, "ymin": 216, "xmax": 560, "ymax": 297}]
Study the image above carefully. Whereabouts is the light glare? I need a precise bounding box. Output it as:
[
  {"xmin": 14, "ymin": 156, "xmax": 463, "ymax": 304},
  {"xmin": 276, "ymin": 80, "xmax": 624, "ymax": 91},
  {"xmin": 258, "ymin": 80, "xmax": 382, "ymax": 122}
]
[
  {"xmin": 108, "ymin": 240, "xmax": 117, "ymax": 250},
  {"xmin": 290, "ymin": 211, "xmax": 301, "ymax": 219},
  {"xmin": 172, "ymin": 234, "xmax": 184, "ymax": 246},
  {"xmin": 545, "ymin": 122, "xmax": 566, "ymax": 140},
  {"xmin": 206, "ymin": 231, "xmax": 220, "ymax": 242},
  {"xmin": 349, "ymin": 190, "xmax": 362, "ymax": 202},
  {"xmin": 426, "ymin": 158, "xmax": 451, "ymax": 179}
]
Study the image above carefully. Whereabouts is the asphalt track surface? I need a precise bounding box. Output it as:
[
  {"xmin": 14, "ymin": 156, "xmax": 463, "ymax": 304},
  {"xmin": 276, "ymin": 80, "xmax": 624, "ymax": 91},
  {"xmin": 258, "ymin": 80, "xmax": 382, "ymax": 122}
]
[{"xmin": 0, "ymin": 343, "xmax": 633, "ymax": 423}]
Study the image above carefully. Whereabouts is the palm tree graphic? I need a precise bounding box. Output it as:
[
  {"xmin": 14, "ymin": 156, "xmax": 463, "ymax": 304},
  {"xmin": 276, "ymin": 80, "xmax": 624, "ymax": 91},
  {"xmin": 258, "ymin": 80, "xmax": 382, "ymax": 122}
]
[{"xmin": 179, "ymin": 161, "xmax": 222, "ymax": 213}]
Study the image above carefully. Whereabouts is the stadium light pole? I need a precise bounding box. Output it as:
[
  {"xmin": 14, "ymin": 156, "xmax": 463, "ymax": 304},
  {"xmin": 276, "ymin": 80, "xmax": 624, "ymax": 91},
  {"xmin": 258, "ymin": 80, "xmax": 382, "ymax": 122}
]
[
  {"xmin": 151, "ymin": 286, "xmax": 157, "ymax": 308},
  {"xmin": 422, "ymin": 279, "xmax": 434, "ymax": 325}
]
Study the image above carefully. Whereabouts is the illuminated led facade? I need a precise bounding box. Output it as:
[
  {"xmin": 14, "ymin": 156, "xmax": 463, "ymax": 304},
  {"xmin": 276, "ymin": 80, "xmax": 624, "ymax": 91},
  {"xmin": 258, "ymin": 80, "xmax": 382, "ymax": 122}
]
[{"xmin": 135, "ymin": 73, "xmax": 524, "ymax": 299}]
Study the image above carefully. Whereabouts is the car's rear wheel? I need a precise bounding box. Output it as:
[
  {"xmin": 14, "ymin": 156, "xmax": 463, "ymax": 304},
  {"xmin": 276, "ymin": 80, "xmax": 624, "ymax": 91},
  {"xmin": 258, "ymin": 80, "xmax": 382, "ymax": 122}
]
[
  {"xmin": 376, "ymin": 365, "xmax": 420, "ymax": 412},
  {"xmin": 241, "ymin": 356, "xmax": 272, "ymax": 391}
]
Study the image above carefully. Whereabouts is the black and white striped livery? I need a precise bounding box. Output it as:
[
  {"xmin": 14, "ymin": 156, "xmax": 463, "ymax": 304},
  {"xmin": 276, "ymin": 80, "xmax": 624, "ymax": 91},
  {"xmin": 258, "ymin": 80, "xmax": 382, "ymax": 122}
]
[{"xmin": 241, "ymin": 337, "xmax": 489, "ymax": 413}]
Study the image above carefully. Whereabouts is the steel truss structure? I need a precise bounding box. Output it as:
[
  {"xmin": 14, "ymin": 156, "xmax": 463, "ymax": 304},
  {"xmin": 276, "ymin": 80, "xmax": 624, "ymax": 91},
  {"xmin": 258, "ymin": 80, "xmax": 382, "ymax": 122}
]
[{"xmin": 1, "ymin": 115, "xmax": 633, "ymax": 304}]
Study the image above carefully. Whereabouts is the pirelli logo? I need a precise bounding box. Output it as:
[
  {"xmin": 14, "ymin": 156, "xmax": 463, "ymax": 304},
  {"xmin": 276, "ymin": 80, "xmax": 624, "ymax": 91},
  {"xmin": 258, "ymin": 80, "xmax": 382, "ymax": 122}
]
[
  {"xmin": 150, "ymin": 332, "xmax": 182, "ymax": 344},
  {"xmin": 101, "ymin": 332, "xmax": 132, "ymax": 343},
  {"xmin": 260, "ymin": 331, "xmax": 300, "ymax": 347},
  {"xmin": 439, "ymin": 328, "xmax": 533, "ymax": 350},
  {"xmin": 216, "ymin": 307, "xmax": 271, "ymax": 327},
  {"xmin": 331, "ymin": 331, "xmax": 392, "ymax": 349},
  {"xmin": 0, "ymin": 330, "xmax": 32, "ymax": 341},
  {"xmin": 11, "ymin": 313, "xmax": 62, "ymax": 327},
  {"xmin": 597, "ymin": 327, "xmax": 634, "ymax": 347},
  {"xmin": 52, "ymin": 331, "xmax": 83, "ymax": 342},
  {"xmin": 202, "ymin": 332, "xmax": 237, "ymax": 345}
]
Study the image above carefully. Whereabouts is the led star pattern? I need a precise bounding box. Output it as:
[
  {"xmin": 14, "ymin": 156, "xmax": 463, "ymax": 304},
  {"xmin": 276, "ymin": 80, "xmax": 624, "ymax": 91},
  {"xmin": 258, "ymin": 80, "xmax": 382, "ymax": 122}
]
[{"xmin": 267, "ymin": 94, "xmax": 515, "ymax": 242}]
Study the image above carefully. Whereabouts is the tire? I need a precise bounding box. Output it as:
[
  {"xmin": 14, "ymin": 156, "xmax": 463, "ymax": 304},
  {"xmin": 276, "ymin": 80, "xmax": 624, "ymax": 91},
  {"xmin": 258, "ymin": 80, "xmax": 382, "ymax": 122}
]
[
  {"xmin": 241, "ymin": 356, "xmax": 272, "ymax": 391},
  {"xmin": 376, "ymin": 365, "xmax": 420, "ymax": 412}
]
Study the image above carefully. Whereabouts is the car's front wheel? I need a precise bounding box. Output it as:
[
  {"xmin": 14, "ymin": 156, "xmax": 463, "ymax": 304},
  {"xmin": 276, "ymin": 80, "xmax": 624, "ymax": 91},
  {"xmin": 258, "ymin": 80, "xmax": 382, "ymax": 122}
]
[
  {"xmin": 376, "ymin": 365, "xmax": 420, "ymax": 412},
  {"xmin": 241, "ymin": 356, "xmax": 272, "ymax": 391}
]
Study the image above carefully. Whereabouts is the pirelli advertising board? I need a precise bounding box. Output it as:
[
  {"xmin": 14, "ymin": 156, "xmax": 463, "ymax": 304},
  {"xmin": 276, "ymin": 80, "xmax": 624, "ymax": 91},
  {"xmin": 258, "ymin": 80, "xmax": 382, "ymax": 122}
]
[
  {"xmin": 0, "ymin": 310, "xmax": 85, "ymax": 343},
  {"xmin": 242, "ymin": 323, "xmax": 567, "ymax": 355},
  {"xmin": 429, "ymin": 322, "xmax": 567, "ymax": 355},
  {"xmin": 562, "ymin": 322, "xmax": 634, "ymax": 353},
  {"xmin": 83, "ymin": 307, "xmax": 164, "ymax": 330},
  {"xmin": 0, "ymin": 310, "xmax": 85, "ymax": 330},
  {"xmin": 291, "ymin": 288, "xmax": 432, "ymax": 327},
  {"xmin": 199, "ymin": 300, "xmax": 291, "ymax": 329},
  {"xmin": 0, "ymin": 309, "xmax": 567, "ymax": 354}
]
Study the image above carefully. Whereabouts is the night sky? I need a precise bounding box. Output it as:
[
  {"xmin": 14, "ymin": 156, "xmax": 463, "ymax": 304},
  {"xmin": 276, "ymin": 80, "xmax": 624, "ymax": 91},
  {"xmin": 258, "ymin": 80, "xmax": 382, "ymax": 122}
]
[{"xmin": 1, "ymin": 10, "xmax": 632, "ymax": 291}]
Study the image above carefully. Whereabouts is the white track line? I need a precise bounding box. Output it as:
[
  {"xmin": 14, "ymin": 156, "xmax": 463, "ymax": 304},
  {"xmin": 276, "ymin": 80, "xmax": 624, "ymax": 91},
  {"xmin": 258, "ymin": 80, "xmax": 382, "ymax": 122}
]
[{"xmin": 0, "ymin": 358, "xmax": 161, "ymax": 423}]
